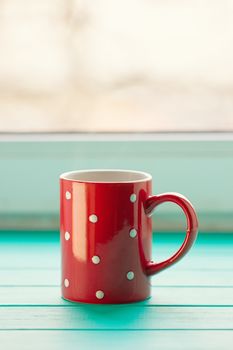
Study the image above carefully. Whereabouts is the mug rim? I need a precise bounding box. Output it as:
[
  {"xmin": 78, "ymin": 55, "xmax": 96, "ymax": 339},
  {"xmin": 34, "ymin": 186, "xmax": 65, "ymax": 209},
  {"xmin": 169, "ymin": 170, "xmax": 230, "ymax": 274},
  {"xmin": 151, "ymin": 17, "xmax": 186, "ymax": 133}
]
[{"xmin": 60, "ymin": 169, "xmax": 152, "ymax": 183}]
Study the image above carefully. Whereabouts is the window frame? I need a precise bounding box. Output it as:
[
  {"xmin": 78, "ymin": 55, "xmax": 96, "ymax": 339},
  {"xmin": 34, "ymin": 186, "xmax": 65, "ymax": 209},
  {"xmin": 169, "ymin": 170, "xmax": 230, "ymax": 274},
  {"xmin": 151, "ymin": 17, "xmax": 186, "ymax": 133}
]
[{"xmin": 0, "ymin": 132, "xmax": 232, "ymax": 232}]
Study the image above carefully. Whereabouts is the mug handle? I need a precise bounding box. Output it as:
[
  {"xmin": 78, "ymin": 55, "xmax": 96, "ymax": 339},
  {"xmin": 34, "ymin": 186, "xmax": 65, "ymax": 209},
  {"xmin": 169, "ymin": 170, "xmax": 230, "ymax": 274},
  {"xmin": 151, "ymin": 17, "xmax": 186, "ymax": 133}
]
[{"xmin": 144, "ymin": 192, "xmax": 198, "ymax": 276}]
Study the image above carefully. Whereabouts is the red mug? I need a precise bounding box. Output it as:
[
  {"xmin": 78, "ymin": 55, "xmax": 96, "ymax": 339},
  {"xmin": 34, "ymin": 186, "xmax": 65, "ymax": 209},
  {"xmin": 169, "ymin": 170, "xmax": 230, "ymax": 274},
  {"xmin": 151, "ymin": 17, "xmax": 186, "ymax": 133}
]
[{"xmin": 60, "ymin": 169, "xmax": 198, "ymax": 304}]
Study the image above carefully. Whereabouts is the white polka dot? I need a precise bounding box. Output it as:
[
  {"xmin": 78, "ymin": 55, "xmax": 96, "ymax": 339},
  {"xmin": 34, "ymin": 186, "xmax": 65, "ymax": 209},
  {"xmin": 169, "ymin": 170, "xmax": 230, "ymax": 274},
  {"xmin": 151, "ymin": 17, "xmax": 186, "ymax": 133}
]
[
  {"xmin": 126, "ymin": 271, "xmax": 135, "ymax": 280},
  {"xmin": 96, "ymin": 290, "xmax": 104, "ymax": 299},
  {"xmin": 65, "ymin": 231, "xmax": 70, "ymax": 241},
  {"xmin": 92, "ymin": 255, "xmax": 100, "ymax": 264},
  {"xmin": 129, "ymin": 228, "xmax": 137, "ymax": 238},
  {"xmin": 64, "ymin": 278, "xmax": 69, "ymax": 287},
  {"xmin": 65, "ymin": 191, "xmax": 71, "ymax": 200},
  {"xmin": 130, "ymin": 193, "xmax": 137, "ymax": 203},
  {"xmin": 89, "ymin": 214, "xmax": 98, "ymax": 223}
]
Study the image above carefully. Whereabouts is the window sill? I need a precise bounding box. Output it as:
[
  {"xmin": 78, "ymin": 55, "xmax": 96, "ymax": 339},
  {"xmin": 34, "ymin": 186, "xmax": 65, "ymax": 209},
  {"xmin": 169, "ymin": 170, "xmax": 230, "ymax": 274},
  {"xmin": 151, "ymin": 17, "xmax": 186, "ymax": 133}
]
[{"xmin": 0, "ymin": 132, "xmax": 232, "ymax": 232}]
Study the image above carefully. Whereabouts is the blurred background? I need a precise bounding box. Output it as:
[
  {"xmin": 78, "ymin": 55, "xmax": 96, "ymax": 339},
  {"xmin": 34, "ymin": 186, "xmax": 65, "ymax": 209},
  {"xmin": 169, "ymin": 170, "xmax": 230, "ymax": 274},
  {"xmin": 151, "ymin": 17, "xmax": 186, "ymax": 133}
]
[
  {"xmin": 0, "ymin": 0, "xmax": 233, "ymax": 233},
  {"xmin": 0, "ymin": 0, "xmax": 233, "ymax": 132}
]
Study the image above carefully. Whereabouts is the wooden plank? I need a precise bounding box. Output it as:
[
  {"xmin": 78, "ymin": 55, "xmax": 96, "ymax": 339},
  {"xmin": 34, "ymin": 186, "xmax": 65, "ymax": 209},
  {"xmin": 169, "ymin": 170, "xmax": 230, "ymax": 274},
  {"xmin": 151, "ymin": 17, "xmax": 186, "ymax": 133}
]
[
  {"xmin": 1, "ymin": 330, "xmax": 233, "ymax": 350},
  {"xmin": 0, "ymin": 306, "xmax": 232, "ymax": 330},
  {"xmin": 0, "ymin": 286, "xmax": 232, "ymax": 306},
  {"xmin": 152, "ymin": 269, "xmax": 233, "ymax": 287},
  {"xmin": 0, "ymin": 245, "xmax": 58, "ymax": 269},
  {"xmin": 0, "ymin": 269, "xmax": 232, "ymax": 287},
  {"xmin": 0, "ymin": 234, "xmax": 232, "ymax": 270},
  {"xmin": 0, "ymin": 252, "xmax": 232, "ymax": 270},
  {"xmin": 0, "ymin": 269, "xmax": 59, "ymax": 286}
]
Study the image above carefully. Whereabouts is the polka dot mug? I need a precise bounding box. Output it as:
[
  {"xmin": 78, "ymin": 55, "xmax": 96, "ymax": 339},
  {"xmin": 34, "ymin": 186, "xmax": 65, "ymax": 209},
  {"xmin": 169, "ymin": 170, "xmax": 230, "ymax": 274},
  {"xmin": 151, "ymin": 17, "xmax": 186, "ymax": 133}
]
[{"xmin": 60, "ymin": 169, "xmax": 198, "ymax": 304}]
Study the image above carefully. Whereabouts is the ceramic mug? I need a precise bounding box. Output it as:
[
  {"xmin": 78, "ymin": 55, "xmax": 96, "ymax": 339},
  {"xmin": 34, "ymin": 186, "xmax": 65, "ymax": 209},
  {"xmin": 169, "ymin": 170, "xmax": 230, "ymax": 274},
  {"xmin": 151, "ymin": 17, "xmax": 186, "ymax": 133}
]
[{"xmin": 60, "ymin": 169, "xmax": 198, "ymax": 304}]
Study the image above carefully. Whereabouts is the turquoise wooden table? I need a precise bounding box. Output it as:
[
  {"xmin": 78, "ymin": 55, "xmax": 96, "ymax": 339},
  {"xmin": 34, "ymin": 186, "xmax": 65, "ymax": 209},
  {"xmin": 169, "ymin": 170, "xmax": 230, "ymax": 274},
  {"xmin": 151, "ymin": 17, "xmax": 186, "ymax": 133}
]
[{"xmin": 0, "ymin": 231, "xmax": 233, "ymax": 349}]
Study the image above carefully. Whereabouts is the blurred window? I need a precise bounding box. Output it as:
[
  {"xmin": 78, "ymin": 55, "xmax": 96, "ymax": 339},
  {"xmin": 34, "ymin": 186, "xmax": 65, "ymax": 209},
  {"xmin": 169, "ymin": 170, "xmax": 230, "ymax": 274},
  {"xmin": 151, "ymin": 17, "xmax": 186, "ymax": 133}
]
[{"xmin": 0, "ymin": 0, "xmax": 232, "ymax": 132}]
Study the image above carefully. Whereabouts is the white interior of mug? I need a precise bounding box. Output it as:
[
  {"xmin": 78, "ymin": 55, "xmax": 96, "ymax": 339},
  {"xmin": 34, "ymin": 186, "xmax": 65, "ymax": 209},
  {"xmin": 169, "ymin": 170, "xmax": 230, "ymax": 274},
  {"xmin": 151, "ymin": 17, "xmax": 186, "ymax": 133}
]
[{"xmin": 60, "ymin": 169, "xmax": 152, "ymax": 183}]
